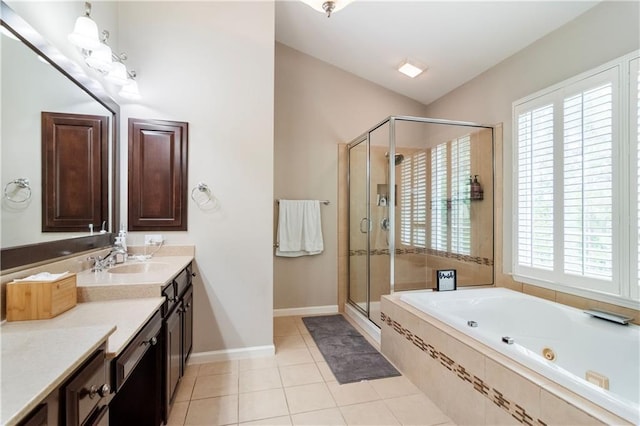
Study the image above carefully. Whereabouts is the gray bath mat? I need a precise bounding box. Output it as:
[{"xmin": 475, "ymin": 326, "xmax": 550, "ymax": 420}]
[{"xmin": 302, "ymin": 315, "xmax": 400, "ymax": 384}]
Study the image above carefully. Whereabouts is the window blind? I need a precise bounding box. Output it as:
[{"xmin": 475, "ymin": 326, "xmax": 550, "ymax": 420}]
[
  {"xmin": 431, "ymin": 143, "xmax": 447, "ymax": 251},
  {"xmin": 451, "ymin": 136, "xmax": 471, "ymax": 255},
  {"xmin": 413, "ymin": 152, "xmax": 427, "ymax": 247},
  {"xmin": 517, "ymin": 104, "xmax": 554, "ymax": 270},
  {"xmin": 563, "ymin": 83, "xmax": 613, "ymax": 280},
  {"xmin": 400, "ymin": 151, "xmax": 426, "ymax": 247}
]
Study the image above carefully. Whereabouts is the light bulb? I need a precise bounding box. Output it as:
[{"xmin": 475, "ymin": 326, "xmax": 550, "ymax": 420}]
[
  {"xmin": 119, "ymin": 79, "xmax": 141, "ymax": 100},
  {"xmin": 104, "ymin": 62, "xmax": 129, "ymax": 86},
  {"xmin": 68, "ymin": 16, "xmax": 100, "ymax": 50},
  {"xmin": 85, "ymin": 42, "xmax": 113, "ymax": 72}
]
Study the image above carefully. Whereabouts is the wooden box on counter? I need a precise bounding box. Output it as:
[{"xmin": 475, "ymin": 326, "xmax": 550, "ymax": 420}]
[{"xmin": 6, "ymin": 274, "xmax": 77, "ymax": 321}]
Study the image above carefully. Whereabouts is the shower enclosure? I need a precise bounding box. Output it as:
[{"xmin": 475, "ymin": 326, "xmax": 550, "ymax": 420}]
[{"xmin": 347, "ymin": 116, "xmax": 494, "ymax": 328}]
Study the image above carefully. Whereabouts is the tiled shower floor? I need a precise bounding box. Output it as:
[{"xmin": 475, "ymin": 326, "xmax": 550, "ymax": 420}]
[{"xmin": 167, "ymin": 315, "xmax": 455, "ymax": 425}]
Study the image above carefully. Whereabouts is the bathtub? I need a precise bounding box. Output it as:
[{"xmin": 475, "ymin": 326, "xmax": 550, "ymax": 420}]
[{"xmin": 399, "ymin": 288, "xmax": 639, "ymax": 424}]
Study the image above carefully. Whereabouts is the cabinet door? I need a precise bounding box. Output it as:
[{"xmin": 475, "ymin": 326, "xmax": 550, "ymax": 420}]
[
  {"xmin": 42, "ymin": 112, "xmax": 109, "ymax": 232},
  {"xmin": 165, "ymin": 304, "xmax": 183, "ymax": 406},
  {"xmin": 128, "ymin": 118, "xmax": 188, "ymax": 231},
  {"xmin": 182, "ymin": 285, "xmax": 193, "ymax": 368}
]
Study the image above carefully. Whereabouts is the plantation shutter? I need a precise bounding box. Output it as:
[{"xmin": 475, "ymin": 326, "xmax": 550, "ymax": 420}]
[
  {"xmin": 431, "ymin": 143, "xmax": 447, "ymax": 251},
  {"xmin": 400, "ymin": 151, "xmax": 427, "ymax": 247},
  {"xmin": 563, "ymin": 83, "xmax": 613, "ymax": 280},
  {"xmin": 516, "ymin": 104, "xmax": 555, "ymax": 270},
  {"xmin": 451, "ymin": 136, "xmax": 471, "ymax": 255}
]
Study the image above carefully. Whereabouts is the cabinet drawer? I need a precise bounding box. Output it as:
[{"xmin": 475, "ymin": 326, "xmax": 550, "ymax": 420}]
[
  {"xmin": 174, "ymin": 263, "xmax": 192, "ymax": 297},
  {"xmin": 114, "ymin": 310, "xmax": 162, "ymax": 391},
  {"xmin": 64, "ymin": 349, "xmax": 108, "ymax": 426}
]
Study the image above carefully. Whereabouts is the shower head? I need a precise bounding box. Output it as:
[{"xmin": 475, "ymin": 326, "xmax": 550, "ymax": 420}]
[{"xmin": 384, "ymin": 152, "xmax": 405, "ymax": 166}]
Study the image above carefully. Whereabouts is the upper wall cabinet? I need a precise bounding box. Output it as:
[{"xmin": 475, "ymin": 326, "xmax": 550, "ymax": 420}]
[
  {"xmin": 42, "ymin": 112, "xmax": 109, "ymax": 232},
  {"xmin": 128, "ymin": 118, "xmax": 188, "ymax": 231}
]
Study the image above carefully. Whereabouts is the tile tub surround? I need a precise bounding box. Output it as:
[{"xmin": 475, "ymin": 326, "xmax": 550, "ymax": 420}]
[{"xmin": 380, "ymin": 295, "xmax": 632, "ymax": 426}]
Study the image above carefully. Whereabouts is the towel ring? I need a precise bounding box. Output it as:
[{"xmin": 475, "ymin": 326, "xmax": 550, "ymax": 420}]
[
  {"xmin": 3, "ymin": 178, "xmax": 32, "ymax": 203},
  {"xmin": 191, "ymin": 182, "xmax": 218, "ymax": 210}
]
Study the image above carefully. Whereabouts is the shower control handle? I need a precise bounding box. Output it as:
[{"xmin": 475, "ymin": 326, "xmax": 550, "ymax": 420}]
[{"xmin": 380, "ymin": 217, "xmax": 390, "ymax": 231}]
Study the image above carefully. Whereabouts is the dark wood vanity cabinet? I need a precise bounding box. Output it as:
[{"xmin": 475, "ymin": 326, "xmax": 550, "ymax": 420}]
[
  {"xmin": 162, "ymin": 262, "xmax": 194, "ymax": 422},
  {"xmin": 109, "ymin": 310, "xmax": 163, "ymax": 426},
  {"xmin": 58, "ymin": 346, "xmax": 110, "ymax": 426}
]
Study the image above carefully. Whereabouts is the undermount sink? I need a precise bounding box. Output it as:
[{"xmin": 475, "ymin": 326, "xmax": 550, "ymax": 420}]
[{"xmin": 107, "ymin": 262, "xmax": 170, "ymax": 274}]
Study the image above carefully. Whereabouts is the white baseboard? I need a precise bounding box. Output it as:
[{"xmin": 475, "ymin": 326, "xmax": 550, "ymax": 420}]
[
  {"xmin": 273, "ymin": 305, "xmax": 338, "ymax": 317},
  {"xmin": 188, "ymin": 345, "xmax": 275, "ymax": 364},
  {"xmin": 345, "ymin": 303, "xmax": 381, "ymax": 344}
]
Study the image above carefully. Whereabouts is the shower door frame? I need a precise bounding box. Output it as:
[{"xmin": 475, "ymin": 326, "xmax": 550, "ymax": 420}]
[
  {"xmin": 346, "ymin": 115, "xmax": 495, "ymax": 326},
  {"xmin": 347, "ymin": 133, "xmax": 371, "ymax": 319}
]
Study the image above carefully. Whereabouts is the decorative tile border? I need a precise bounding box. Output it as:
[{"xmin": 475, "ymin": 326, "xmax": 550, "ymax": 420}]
[
  {"xmin": 349, "ymin": 247, "xmax": 493, "ymax": 266},
  {"xmin": 381, "ymin": 311, "xmax": 548, "ymax": 426}
]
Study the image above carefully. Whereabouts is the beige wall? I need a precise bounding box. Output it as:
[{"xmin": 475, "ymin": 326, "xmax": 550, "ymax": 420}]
[
  {"xmin": 274, "ymin": 43, "xmax": 427, "ymax": 310},
  {"xmin": 423, "ymin": 0, "xmax": 640, "ymax": 278},
  {"xmin": 424, "ymin": 1, "xmax": 640, "ymax": 320}
]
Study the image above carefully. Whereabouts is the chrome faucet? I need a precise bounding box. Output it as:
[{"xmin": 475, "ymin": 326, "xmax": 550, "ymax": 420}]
[{"xmin": 88, "ymin": 245, "xmax": 127, "ymax": 272}]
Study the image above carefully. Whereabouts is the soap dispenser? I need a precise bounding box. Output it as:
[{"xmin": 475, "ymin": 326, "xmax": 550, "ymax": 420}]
[{"xmin": 470, "ymin": 175, "xmax": 483, "ymax": 200}]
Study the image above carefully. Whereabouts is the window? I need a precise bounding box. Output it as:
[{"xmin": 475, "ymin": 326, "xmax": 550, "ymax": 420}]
[
  {"xmin": 451, "ymin": 136, "xmax": 471, "ymax": 255},
  {"xmin": 513, "ymin": 51, "xmax": 639, "ymax": 306},
  {"xmin": 427, "ymin": 137, "xmax": 472, "ymax": 254},
  {"xmin": 431, "ymin": 143, "xmax": 447, "ymax": 251},
  {"xmin": 400, "ymin": 151, "xmax": 426, "ymax": 247}
]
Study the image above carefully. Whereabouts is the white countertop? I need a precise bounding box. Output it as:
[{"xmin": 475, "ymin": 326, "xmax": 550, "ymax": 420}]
[
  {"xmin": 1, "ymin": 324, "xmax": 114, "ymax": 425},
  {"xmin": 76, "ymin": 255, "xmax": 193, "ymax": 302}
]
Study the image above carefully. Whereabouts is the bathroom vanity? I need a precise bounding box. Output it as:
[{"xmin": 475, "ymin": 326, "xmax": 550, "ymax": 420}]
[{"xmin": 1, "ymin": 254, "xmax": 195, "ymax": 426}]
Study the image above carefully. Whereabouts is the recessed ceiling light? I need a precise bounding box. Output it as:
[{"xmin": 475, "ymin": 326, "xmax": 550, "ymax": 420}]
[{"xmin": 398, "ymin": 61, "xmax": 425, "ymax": 78}]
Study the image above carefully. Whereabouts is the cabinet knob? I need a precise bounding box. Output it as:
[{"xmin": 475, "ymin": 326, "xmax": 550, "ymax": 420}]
[
  {"xmin": 89, "ymin": 383, "xmax": 111, "ymax": 399},
  {"xmin": 144, "ymin": 336, "xmax": 158, "ymax": 346},
  {"xmin": 191, "ymin": 272, "xmax": 197, "ymax": 277},
  {"xmin": 186, "ymin": 302, "xmax": 192, "ymax": 309}
]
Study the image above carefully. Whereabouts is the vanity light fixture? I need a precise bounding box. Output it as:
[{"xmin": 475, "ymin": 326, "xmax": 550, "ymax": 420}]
[
  {"xmin": 300, "ymin": 0, "xmax": 353, "ymax": 17},
  {"xmin": 119, "ymin": 71, "xmax": 141, "ymax": 100},
  {"xmin": 398, "ymin": 60, "xmax": 425, "ymax": 78},
  {"xmin": 84, "ymin": 30, "xmax": 113, "ymax": 72},
  {"xmin": 68, "ymin": 2, "xmax": 141, "ymax": 99},
  {"xmin": 67, "ymin": 2, "xmax": 100, "ymax": 50}
]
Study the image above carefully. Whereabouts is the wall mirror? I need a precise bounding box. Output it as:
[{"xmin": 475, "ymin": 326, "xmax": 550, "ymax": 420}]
[{"xmin": 0, "ymin": 1, "xmax": 119, "ymax": 271}]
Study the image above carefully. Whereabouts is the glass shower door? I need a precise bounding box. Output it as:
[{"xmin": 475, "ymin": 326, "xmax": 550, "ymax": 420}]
[{"xmin": 348, "ymin": 138, "xmax": 369, "ymax": 316}]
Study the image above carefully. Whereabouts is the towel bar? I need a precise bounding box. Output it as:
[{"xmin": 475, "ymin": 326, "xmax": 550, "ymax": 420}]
[{"xmin": 276, "ymin": 199, "xmax": 329, "ymax": 205}]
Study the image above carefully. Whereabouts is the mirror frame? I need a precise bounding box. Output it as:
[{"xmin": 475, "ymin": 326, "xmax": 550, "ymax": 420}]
[{"xmin": 0, "ymin": 1, "xmax": 119, "ymax": 271}]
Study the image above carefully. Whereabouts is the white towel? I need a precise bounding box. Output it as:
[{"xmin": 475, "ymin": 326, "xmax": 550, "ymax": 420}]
[{"xmin": 276, "ymin": 200, "xmax": 324, "ymax": 257}]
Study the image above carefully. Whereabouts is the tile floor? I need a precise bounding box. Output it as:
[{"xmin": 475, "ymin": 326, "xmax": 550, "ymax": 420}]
[{"xmin": 167, "ymin": 315, "xmax": 455, "ymax": 426}]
